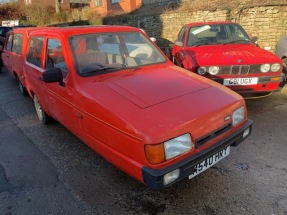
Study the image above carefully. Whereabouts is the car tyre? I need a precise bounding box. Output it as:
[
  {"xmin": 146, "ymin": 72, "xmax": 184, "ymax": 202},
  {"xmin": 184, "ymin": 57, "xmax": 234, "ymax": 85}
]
[
  {"xmin": 18, "ymin": 77, "xmax": 28, "ymax": 96},
  {"xmin": 33, "ymin": 95, "xmax": 53, "ymax": 124}
]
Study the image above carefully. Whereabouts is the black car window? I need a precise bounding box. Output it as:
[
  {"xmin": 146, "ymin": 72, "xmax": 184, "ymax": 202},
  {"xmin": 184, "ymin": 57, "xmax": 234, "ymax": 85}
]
[{"xmin": 0, "ymin": 27, "xmax": 11, "ymax": 38}]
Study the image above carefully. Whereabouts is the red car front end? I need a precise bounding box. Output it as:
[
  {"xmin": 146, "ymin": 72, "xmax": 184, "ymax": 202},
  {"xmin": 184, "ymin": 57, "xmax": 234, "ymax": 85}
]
[{"xmin": 172, "ymin": 22, "xmax": 285, "ymax": 94}]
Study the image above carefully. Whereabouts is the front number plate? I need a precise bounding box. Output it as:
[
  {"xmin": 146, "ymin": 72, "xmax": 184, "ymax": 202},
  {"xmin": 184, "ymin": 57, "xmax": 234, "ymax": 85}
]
[
  {"xmin": 188, "ymin": 146, "xmax": 230, "ymax": 180},
  {"xmin": 223, "ymin": 77, "xmax": 258, "ymax": 85}
]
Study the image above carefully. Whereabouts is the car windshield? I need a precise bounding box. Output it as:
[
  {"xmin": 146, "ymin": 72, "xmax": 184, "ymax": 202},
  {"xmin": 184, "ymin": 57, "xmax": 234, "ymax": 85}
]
[
  {"xmin": 186, "ymin": 24, "xmax": 251, "ymax": 47},
  {"xmin": 69, "ymin": 32, "xmax": 166, "ymax": 75}
]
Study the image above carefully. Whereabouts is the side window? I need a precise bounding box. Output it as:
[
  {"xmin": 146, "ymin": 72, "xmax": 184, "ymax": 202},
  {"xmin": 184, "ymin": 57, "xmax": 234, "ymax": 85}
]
[
  {"xmin": 5, "ymin": 35, "xmax": 13, "ymax": 51},
  {"xmin": 177, "ymin": 26, "xmax": 187, "ymax": 43},
  {"xmin": 95, "ymin": 0, "xmax": 103, "ymax": 6},
  {"xmin": 26, "ymin": 36, "xmax": 44, "ymax": 67},
  {"xmin": 232, "ymin": 25, "xmax": 249, "ymax": 41},
  {"xmin": 12, "ymin": 34, "xmax": 23, "ymax": 54},
  {"xmin": 46, "ymin": 38, "xmax": 68, "ymax": 77}
]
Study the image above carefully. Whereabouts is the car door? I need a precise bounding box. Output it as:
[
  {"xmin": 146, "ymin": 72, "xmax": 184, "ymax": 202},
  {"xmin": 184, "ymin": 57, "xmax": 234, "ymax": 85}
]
[
  {"xmin": 9, "ymin": 33, "xmax": 25, "ymax": 79},
  {"xmin": 25, "ymin": 35, "xmax": 83, "ymax": 137},
  {"xmin": 43, "ymin": 37, "xmax": 83, "ymax": 138}
]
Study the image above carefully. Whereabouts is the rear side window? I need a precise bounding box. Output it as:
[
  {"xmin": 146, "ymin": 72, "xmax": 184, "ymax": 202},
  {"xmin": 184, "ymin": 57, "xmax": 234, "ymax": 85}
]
[
  {"xmin": 27, "ymin": 36, "xmax": 44, "ymax": 67},
  {"xmin": 5, "ymin": 35, "xmax": 13, "ymax": 51},
  {"xmin": 12, "ymin": 34, "xmax": 23, "ymax": 54}
]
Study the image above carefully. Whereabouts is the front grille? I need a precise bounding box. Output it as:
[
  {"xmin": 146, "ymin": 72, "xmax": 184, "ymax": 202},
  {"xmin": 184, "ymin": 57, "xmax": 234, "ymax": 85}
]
[
  {"xmin": 195, "ymin": 123, "xmax": 232, "ymax": 148},
  {"xmin": 218, "ymin": 65, "xmax": 261, "ymax": 75}
]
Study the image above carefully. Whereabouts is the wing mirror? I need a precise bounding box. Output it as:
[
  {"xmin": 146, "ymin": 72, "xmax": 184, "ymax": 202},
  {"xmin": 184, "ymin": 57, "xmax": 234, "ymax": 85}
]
[
  {"xmin": 42, "ymin": 68, "xmax": 64, "ymax": 86},
  {"xmin": 250, "ymin": 36, "xmax": 258, "ymax": 44}
]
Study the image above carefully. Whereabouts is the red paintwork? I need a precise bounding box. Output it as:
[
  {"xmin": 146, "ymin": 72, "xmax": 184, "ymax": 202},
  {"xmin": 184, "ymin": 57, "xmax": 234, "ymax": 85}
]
[
  {"xmin": 172, "ymin": 21, "xmax": 284, "ymax": 93},
  {"xmin": 22, "ymin": 26, "xmax": 251, "ymax": 188},
  {"xmin": 1, "ymin": 27, "xmax": 54, "ymax": 89}
]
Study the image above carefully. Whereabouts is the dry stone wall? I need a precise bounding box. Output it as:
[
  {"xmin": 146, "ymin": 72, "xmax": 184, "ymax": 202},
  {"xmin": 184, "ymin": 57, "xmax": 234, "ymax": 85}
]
[
  {"xmin": 104, "ymin": 5, "xmax": 287, "ymax": 53},
  {"xmin": 239, "ymin": 6, "xmax": 287, "ymax": 52}
]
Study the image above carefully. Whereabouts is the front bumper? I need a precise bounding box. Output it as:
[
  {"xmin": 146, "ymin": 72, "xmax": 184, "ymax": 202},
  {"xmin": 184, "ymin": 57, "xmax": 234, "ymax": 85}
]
[{"xmin": 142, "ymin": 119, "xmax": 253, "ymax": 190}]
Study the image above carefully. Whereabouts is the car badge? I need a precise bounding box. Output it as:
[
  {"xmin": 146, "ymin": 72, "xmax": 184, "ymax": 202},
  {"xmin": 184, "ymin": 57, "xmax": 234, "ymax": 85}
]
[
  {"xmin": 237, "ymin": 59, "xmax": 242, "ymax": 63},
  {"xmin": 224, "ymin": 115, "xmax": 231, "ymax": 121}
]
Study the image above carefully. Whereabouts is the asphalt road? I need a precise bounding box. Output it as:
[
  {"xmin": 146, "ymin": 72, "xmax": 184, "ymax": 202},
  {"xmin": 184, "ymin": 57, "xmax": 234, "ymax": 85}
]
[{"xmin": 0, "ymin": 69, "xmax": 287, "ymax": 215}]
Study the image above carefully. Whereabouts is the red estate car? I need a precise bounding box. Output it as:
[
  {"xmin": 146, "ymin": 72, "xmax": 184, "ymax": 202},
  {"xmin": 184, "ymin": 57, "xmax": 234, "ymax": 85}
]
[
  {"xmin": 172, "ymin": 21, "xmax": 285, "ymax": 94},
  {"xmin": 22, "ymin": 26, "xmax": 252, "ymax": 190}
]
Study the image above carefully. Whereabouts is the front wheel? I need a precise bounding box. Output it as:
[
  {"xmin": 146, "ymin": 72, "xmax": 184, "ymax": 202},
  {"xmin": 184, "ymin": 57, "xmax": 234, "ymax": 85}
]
[{"xmin": 33, "ymin": 95, "xmax": 52, "ymax": 124}]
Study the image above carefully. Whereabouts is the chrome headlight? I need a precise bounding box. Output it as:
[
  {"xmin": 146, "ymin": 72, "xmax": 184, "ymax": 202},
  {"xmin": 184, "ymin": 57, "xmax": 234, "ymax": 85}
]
[
  {"xmin": 164, "ymin": 134, "xmax": 193, "ymax": 160},
  {"xmin": 208, "ymin": 66, "xmax": 219, "ymax": 75},
  {"xmin": 271, "ymin": 63, "xmax": 281, "ymax": 72},
  {"xmin": 260, "ymin": 64, "xmax": 270, "ymax": 73},
  {"xmin": 198, "ymin": 67, "xmax": 207, "ymax": 75},
  {"xmin": 232, "ymin": 106, "xmax": 245, "ymax": 127}
]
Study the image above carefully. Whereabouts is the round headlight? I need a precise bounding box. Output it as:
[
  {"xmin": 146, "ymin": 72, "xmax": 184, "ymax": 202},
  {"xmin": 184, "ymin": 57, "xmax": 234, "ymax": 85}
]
[
  {"xmin": 260, "ymin": 64, "xmax": 270, "ymax": 73},
  {"xmin": 198, "ymin": 67, "xmax": 207, "ymax": 75},
  {"xmin": 271, "ymin": 63, "xmax": 280, "ymax": 72},
  {"xmin": 208, "ymin": 66, "xmax": 219, "ymax": 75}
]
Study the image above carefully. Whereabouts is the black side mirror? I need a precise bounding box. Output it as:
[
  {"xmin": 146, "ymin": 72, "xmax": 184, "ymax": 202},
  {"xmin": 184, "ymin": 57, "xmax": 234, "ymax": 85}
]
[
  {"xmin": 250, "ymin": 36, "xmax": 258, "ymax": 44},
  {"xmin": 42, "ymin": 68, "xmax": 63, "ymax": 84}
]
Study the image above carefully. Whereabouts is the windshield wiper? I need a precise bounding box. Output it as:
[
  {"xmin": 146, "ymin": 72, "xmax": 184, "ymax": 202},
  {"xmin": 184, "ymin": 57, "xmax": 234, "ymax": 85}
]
[
  {"xmin": 82, "ymin": 64, "xmax": 125, "ymax": 75},
  {"xmin": 223, "ymin": 39, "xmax": 251, "ymax": 44},
  {"xmin": 193, "ymin": 41, "xmax": 221, "ymax": 47}
]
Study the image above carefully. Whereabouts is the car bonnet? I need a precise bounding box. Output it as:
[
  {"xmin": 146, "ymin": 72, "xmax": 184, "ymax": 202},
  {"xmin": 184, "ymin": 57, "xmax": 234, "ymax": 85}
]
[
  {"xmin": 186, "ymin": 44, "xmax": 281, "ymax": 66},
  {"xmin": 102, "ymin": 66, "xmax": 211, "ymax": 109}
]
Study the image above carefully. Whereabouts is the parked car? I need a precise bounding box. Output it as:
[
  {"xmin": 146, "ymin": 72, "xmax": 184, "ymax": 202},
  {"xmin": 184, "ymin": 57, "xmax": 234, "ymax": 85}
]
[
  {"xmin": 0, "ymin": 26, "xmax": 13, "ymax": 73},
  {"xmin": 1, "ymin": 27, "xmax": 47, "ymax": 96},
  {"xmin": 275, "ymin": 35, "xmax": 287, "ymax": 85},
  {"xmin": 0, "ymin": 26, "xmax": 12, "ymax": 43},
  {"xmin": 171, "ymin": 21, "xmax": 285, "ymax": 94},
  {"xmin": 23, "ymin": 26, "xmax": 252, "ymax": 190}
]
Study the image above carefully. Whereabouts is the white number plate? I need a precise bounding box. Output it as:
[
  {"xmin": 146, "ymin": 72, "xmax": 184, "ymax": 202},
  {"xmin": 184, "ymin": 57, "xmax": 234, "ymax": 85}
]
[
  {"xmin": 188, "ymin": 146, "xmax": 230, "ymax": 180},
  {"xmin": 223, "ymin": 78, "xmax": 258, "ymax": 85}
]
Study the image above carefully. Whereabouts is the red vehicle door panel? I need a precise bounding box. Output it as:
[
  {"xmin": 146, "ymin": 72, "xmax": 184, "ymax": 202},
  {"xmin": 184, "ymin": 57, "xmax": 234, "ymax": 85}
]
[{"xmin": 25, "ymin": 35, "xmax": 82, "ymax": 138}]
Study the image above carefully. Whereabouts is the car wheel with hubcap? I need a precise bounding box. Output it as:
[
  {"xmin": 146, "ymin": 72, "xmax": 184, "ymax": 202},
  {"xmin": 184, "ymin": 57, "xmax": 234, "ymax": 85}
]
[{"xmin": 33, "ymin": 95, "xmax": 52, "ymax": 124}]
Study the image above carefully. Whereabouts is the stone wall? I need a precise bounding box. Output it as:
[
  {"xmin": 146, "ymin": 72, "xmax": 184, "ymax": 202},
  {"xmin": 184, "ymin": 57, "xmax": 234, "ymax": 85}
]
[
  {"xmin": 103, "ymin": 5, "xmax": 287, "ymax": 53},
  {"xmin": 239, "ymin": 6, "xmax": 287, "ymax": 52}
]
